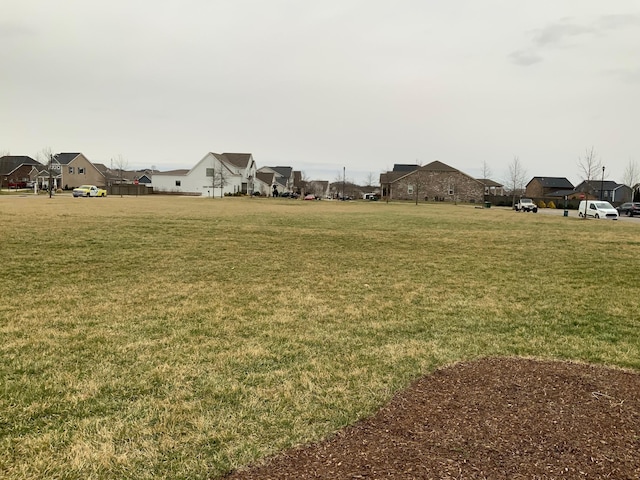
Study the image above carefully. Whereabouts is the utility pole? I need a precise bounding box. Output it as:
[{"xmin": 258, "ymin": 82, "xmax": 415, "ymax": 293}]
[
  {"xmin": 48, "ymin": 154, "xmax": 53, "ymax": 199},
  {"xmin": 600, "ymin": 166, "xmax": 605, "ymax": 200},
  {"xmin": 342, "ymin": 166, "xmax": 345, "ymax": 200}
]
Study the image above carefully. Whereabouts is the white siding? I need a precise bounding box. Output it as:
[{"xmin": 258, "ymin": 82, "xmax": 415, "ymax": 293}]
[{"xmin": 151, "ymin": 153, "xmax": 257, "ymax": 197}]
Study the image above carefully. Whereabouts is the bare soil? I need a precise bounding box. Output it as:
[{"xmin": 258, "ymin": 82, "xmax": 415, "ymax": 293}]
[{"xmin": 224, "ymin": 357, "xmax": 640, "ymax": 479}]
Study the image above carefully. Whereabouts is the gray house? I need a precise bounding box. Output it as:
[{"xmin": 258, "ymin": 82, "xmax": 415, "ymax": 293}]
[{"xmin": 574, "ymin": 180, "xmax": 632, "ymax": 203}]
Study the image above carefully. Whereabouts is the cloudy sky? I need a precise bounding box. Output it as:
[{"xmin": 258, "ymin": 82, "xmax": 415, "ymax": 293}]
[{"xmin": 2, "ymin": 1, "xmax": 639, "ymax": 185}]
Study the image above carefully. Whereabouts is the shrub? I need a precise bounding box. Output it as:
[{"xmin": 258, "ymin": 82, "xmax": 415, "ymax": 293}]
[
  {"xmin": 547, "ymin": 201, "xmax": 556, "ymax": 209},
  {"xmin": 538, "ymin": 200, "xmax": 546, "ymax": 208}
]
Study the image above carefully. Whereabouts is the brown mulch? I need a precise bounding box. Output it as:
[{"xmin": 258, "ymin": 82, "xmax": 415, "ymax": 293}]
[{"xmin": 224, "ymin": 357, "xmax": 640, "ymax": 479}]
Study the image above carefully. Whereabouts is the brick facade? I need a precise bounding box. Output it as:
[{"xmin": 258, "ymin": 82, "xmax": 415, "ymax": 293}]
[{"xmin": 389, "ymin": 162, "xmax": 484, "ymax": 203}]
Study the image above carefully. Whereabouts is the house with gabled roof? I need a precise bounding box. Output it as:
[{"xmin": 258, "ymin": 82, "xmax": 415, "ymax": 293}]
[
  {"xmin": 525, "ymin": 177, "xmax": 574, "ymax": 198},
  {"xmin": 574, "ymin": 180, "xmax": 632, "ymax": 203},
  {"xmin": 380, "ymin": 164, "xmax": 420, "ymax": 198},
  {"xmin": 152, "ymin": 152, "xmax": 257, "ymax": 197},
  {"xmin": 383, "ymin": 160, "xmax": 484, "ymax": 203},
  {"xmin": 39, "ymin": 153, "xmax": 106, "ymax": 190},
  {"xmin": 0, "ymin": 155, "xmax": 42, "ymax": 188},
  {"xmin": 257, "ymin": 166, "xmax": 294, "ymax": 195},
  {"xmin": 254, "ymin": 171, "xmax": 277, "ymax": 196}
]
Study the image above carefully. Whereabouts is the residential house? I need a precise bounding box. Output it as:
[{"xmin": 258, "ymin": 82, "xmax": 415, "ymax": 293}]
[
  {"xmin": 383, "ymin": 161, "xmax": 484, "ymax": 203},
  {"xmin": 525, "ymin": 177, "xmax": 574, "ymax": 198},
  {"xmin": 380, "ymin": 164, "xmax": 419, "ymax": 198},
  {"xmin": 152, "ymin": 152, "xmax": 257, "ymax": 197},
  {"xmin": 257, "ymin": 166, "xmax": 294, "ymax": 195},
  {"xmin": 293, "ymin": 171, "xmax": 305, "ymax": 195},
  {"xmin": 574, "ymin": 180, "xmax": 632, "ymax": 204},
  {"xmin": 42, "ymin": 153, "xmax": 106, "ymax": 190},
  {"xmin": 254, "ymin": 171, "xmax": 277, "ymax": 196},
  {"xmin": 0, "ymin": 155, "xmax": 42, "ymax": 188},
  {"xmin": 136, "ymin": 172, "xmax": 152, "ymax": 185}
]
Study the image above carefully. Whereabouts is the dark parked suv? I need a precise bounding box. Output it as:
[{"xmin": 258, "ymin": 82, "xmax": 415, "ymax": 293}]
[{"xmin": 616, "ymin": 202, "xmax": 640, "ymax": 217}]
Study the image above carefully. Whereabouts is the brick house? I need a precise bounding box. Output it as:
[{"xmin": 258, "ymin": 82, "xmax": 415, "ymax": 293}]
[
  {"xmin": 0, "ymin": 155, "xmax": 42, "ymax": 188},
  {"xmin": 383, "ymin": 161, "xmax": 485, "ymax": 203},
  {"xmin": 380, "ymin": 164, "xmax": 419, "ymax": 198},
  {"xmin": 525, "ymin": 177, "xmax": 574, "ymax": 198}
]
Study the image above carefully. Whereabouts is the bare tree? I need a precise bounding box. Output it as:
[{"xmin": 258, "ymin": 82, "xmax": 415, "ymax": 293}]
[
  {"xmin": 207, "ymin": 161, "xmax": 228, "ymax": 198},
  {"xmin": 409, "ymin": 161, "xmax": 425, "ymax": 205},
  {"xmin": 35, "ymin": 147, "xmax": 56, "ymax": 195},
  {"xmin": 576, "ymin": 147, "xmax": 602, "ymax": 216},
  {"xmin": 505, "ymin": 156, "xmax": 528, "ymax": 207},
  {"xmin": 298, "ymin": 171, "xmax": 310, "ymax": 196},
  {"xmin": 622, "ymin": 158, "xmax": 640, "ymax": 202},
  {"xmin": 364, "ymin": 172, "xmax": 377, "ymax": 188},
  {"xmin": 35, "ymin": 147, "xmax": 54, "ymax": 166},
  {"xmin": 112, "ymin": 154, "xmax": 129, "ymax": 197},
  {"xmin": 480, "ymin": 160, "xmax": 492, "ymax": 195}
]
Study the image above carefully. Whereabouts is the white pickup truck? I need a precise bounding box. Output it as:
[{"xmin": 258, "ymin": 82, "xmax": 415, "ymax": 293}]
[{"xmin": 514, "ymin": 198, "xmax": 538, "ymax": 212}]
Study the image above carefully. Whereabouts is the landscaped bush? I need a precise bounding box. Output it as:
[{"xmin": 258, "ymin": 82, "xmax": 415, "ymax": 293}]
[
  {"xmin": 547, "ymin": 201, "xmax": 556, "ymax": 209},
  {"xmin": 538, "ymin": 200, "xmax": 546, "ymax": 208}
]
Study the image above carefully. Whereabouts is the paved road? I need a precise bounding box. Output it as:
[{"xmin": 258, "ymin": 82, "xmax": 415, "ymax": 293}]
[{"xmin": 515, "ymin": 207, "xmax": 640, "ymax": 222}]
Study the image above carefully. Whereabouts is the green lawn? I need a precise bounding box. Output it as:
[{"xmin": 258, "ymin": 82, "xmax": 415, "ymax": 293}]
[{"xmin": 1, "ymin": 195, "xmax": 639, "ymax": 479}]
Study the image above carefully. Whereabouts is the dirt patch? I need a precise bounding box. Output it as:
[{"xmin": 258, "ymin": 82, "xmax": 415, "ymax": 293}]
[{"xmin": 224, "ymin": 357, "xmax": 640, "ymax": 479}]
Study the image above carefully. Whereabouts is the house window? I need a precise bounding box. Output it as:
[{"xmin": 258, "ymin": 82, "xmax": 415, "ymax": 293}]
[
  {"xmin": 206, "ymin": 168, "xmax": 214, "ymax": 177},
  {"xmin": 78, "ymin": 167, "xmax": 85, "ymax": 174},
  {"xmin": 448, "ymin": 187, "xmax": 454, "ymax": 195},
  {"xmin": 69, "ymin": 166, "xmax": 74, "ymax": 174},
  {"xmin": 175, "ymin": 180, "xmax": 181, "ymax": 187},
  {"xmin": 408, "ymin": 185, "xmax": 414, "ymax": 195}
]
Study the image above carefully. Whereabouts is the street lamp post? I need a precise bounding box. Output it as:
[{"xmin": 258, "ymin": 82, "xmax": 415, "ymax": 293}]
[{"xmin": 600, "ymin": 166, "xmax": 605, "ymax": 201}]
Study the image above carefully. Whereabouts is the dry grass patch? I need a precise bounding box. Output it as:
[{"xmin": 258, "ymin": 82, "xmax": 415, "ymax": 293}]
[{"xmin": 1, "ymin": 195, "xmax": 639, "ymax": 478}]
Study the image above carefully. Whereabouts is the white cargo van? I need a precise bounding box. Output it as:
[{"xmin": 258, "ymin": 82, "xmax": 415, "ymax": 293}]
[{"xmin": 578, "ymin": 200, "xmax": 619, "ymax": 220}]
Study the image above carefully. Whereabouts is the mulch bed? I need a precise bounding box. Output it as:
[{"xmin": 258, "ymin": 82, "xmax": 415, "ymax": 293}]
[{"xmin": 224, "ymin": 357, "xmax": 640, "ymax": 479}]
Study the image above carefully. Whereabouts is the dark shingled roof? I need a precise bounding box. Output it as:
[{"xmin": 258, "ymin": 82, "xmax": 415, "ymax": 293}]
[
  {"xmin": 418, "ymin": 160, "xmax": 458, "ymax": 172},
  {"xmin": 53, "ymin": 153, "xmax": 81, "ymax": 165},
  {"xmin": 393, "ymin": 164, "xmax": 419, "ymax": 172},
  {"xmin": 256, "ymin": 171, "xmax": 275, "ymax": 184},
  {"xmin": 528, "ymin": 177, "xmax": 574, "ymax": 189},
  {"xmin": 219, "ymin": 153, "xmax": 253, "ymax": 169},
  {"xmin": 271, "ymin": 166, "xmax": 293, "ymax": 178},
  {"xmin": 0, "ymin": 155, "xmax": 42, "ymax": 174}
]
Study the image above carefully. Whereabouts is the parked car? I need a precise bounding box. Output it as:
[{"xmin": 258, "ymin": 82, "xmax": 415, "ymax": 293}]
[
  {"xmin": 616, "ymin": 202, "xmax": 640, "ymax": 217},
  {"xmin": 514, "ymin": 198, "xmax": 538, "ymax": 212},
  {"xmin": 73, "ymin": 185, "xmax": 107, "ymax": 197},
  {"xmin": 578, "ymin": 200, "xmax": 618, "ymax": 220}
]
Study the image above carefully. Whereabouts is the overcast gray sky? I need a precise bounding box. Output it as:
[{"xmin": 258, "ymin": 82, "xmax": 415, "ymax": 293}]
[{"xmin": 2, "ymin": 1, "xmax": 639, "ymax": 185}]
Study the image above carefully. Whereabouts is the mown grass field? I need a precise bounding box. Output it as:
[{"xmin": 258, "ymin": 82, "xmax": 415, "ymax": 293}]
[{"xmin": 1, "ymin": 194, "xmax": 639, "ymax": 479}]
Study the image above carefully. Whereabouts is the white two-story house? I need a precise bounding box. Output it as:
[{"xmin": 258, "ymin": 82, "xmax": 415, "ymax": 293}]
[{"xmin": 152, "ymin": 153, "xmax": 257, "ymax": 197}]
